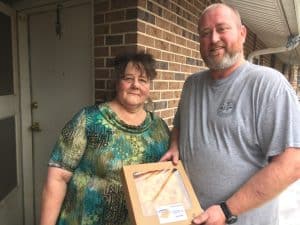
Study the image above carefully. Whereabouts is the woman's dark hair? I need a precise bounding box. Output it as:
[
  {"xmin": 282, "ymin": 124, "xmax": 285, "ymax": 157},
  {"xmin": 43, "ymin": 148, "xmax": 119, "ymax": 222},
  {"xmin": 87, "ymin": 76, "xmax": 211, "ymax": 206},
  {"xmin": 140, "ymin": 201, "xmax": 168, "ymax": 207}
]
[{"xmin": 113, "ymin": 52, "xmax": 157, "ymax": 81}]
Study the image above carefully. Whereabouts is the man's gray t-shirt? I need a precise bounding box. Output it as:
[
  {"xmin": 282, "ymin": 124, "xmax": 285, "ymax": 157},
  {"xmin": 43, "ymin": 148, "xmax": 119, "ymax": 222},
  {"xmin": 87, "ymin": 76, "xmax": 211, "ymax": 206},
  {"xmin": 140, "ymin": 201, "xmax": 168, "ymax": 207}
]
[{"xmin": 174, "ymin": 62, "xmax": 300, "ymax": 225}]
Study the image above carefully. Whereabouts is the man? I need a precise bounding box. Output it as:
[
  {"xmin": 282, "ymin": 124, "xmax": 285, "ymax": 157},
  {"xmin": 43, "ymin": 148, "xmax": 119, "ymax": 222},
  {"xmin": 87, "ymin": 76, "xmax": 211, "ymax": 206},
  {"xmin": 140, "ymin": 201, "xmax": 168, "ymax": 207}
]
[{"xmin": 161, "ymin": 3, "xmax": 300, "ymax": 225}]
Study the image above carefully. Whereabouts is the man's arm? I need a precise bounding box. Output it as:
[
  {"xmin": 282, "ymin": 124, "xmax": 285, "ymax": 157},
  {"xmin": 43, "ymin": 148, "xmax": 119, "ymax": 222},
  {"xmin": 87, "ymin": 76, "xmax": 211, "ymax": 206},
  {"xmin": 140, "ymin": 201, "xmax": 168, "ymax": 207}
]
[
  {"xmin": 228, "ymin": 147, "xmax": 300, "ymax": 214},
  {"xmin": 160, "ymin": 127, "xmax": 180, "ymax": 164},
  {"xmin": 193, "ymin": 147, "xmax": 300, "ymax": 225},
  {"xmin": 39, "ymin": 167, "xmax": 72, "ymax": 225}
]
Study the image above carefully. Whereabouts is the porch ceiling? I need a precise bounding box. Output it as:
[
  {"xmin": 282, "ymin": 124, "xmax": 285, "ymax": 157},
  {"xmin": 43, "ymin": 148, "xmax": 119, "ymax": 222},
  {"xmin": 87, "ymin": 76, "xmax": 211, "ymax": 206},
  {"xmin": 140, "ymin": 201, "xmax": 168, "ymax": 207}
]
[{"xmin": 223, "ymin": 0, "xmax": 300, "ymax": 66}]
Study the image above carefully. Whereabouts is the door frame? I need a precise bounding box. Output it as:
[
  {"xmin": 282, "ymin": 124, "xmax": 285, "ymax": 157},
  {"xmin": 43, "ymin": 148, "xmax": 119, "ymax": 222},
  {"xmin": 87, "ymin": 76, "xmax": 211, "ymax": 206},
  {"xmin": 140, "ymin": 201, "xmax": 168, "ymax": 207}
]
[
  {"xmin": 17, "ymin": 0, "xmax": 94, "ymax": 224},
  {"xmin": 0, "ymin": 1, "xmax": 23, "ymax": 225},
  {"xmin": 18, "ymin": 11, "xmax": 34, "ymax": 225}
]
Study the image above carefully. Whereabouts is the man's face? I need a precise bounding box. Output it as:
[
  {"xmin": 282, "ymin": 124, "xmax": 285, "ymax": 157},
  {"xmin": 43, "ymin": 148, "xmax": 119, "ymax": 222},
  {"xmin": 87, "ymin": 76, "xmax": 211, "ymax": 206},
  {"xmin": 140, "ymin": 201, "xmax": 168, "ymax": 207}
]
[{"xmin": 198, "ymin": 6, "xmax": 246, "ymax": 70}]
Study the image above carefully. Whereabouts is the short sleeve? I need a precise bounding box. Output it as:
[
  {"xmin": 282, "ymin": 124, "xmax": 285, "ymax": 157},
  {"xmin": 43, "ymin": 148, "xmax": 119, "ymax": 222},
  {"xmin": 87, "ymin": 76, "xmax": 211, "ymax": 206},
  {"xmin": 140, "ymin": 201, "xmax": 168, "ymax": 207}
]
[
  {"xmin": 49, "ymin": 108, "xmax": 87, "ymax": 172},
  {"xmin": 257, "ymin": 79, "xmax": 300, "ymax": 157}
]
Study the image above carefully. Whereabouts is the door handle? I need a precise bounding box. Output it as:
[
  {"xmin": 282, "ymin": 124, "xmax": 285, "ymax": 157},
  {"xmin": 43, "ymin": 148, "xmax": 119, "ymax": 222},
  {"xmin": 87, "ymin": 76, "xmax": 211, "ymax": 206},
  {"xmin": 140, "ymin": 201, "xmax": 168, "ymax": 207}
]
[
  {"xmin": 31, "ymin": 101, "xmax": 38, "ymax": 109},
  {"xmin": 31, "ymin": 122, "xmax": 42, "ymax": 132}
]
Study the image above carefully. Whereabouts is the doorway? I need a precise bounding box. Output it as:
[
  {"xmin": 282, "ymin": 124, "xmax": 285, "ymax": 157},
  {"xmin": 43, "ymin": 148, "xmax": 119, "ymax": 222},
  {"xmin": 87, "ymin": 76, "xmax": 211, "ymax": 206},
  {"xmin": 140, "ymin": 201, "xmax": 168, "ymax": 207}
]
[{"xmin": 20, "ymin": 1, "xmax": 93, "ymax": 224}]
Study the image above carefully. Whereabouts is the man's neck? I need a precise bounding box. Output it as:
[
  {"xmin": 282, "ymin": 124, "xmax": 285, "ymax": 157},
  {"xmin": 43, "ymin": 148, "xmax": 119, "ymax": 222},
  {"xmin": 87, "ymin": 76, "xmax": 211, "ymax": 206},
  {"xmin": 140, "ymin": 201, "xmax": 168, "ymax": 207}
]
[{"xmin": 210, "ymin": 58, "xmax": 246, "ymax": 80}]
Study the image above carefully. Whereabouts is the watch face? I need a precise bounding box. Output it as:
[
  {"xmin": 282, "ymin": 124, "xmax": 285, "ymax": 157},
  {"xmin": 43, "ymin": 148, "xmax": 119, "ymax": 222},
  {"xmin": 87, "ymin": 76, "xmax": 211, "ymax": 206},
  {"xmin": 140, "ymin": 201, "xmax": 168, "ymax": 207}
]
[{"xmin": 227, "ymin": 215, "xmax": 238, "ymax": 224}]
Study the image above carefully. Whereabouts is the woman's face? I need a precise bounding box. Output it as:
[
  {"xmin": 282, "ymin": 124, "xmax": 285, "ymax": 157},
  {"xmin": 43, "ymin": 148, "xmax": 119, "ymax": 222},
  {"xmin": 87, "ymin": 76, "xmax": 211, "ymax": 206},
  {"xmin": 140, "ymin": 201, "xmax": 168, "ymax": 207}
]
[{"xmin": 116, "ymin": 62, "xmax": 150, "ymax": 109}]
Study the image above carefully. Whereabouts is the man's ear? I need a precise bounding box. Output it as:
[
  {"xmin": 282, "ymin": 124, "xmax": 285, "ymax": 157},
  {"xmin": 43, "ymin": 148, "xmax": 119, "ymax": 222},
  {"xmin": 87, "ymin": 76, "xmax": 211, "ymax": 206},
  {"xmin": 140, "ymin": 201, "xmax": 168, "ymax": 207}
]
[{"xmin": 241, "ymin": 25, "xmax": 247, "ymax": 43}]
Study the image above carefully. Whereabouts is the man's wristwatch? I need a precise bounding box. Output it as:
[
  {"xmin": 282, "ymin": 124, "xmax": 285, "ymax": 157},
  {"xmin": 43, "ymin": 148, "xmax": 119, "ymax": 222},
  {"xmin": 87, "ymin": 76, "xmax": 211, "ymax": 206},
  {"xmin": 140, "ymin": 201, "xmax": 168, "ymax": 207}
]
[{"xmin": 219, "ymin": 202, "xmax": 238, "ymax": 224}]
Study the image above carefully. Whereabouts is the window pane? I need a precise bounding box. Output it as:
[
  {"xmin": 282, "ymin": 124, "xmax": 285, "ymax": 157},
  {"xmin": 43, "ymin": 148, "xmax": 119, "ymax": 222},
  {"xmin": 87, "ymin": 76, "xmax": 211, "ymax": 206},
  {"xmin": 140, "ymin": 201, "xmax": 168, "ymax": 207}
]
[
  {"xmin": 0, "ymin": 116, "xmax": 17, "ymax": 201},
  {"xmin": 0, "ymin": 11, "xmax": 14, "ymax": 96}
]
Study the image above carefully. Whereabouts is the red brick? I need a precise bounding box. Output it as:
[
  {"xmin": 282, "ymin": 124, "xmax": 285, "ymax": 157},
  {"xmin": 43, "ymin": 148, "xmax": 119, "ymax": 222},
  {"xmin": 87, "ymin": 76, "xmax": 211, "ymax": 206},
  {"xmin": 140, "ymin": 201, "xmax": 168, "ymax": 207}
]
[
  {"xmin": 94, "ymin": 14, "xmax": 104, "ymax": 24},
  {"xmin": 95, "ymin": 69, "xmax": 110, "ymax": 79},
  {"xmin": 174, "ymin": 90, "xmax": 182, "ymax": 98},
  {"xmin": 161, "ymin": 52, "xmax": 174, "ymax": 62},
  {"xmin": 94, "ymin": 47, "xmax": 109, "ymax": 57},
  {"xmin": 125, "ymin": 33, "xmax": 137, "ymax": 44},
  {"xmin": 95, "ymin": 58, "xmax": 105, "ymax": 68},
  {"xmin": 175, "ymin": 35, "xmax": 187, "ymax": 47},
  {"xmin": 95, "ymin": 36, "xmax": 104, "ymax": 46},
  {"xmin": 94, "ymin": 1, "xmax": 109, "ymax": 13},
  {"xmin": 146, "ymin": 48, "xmax": 162, "ymax": 59},
  {"xmin": 153, "ymin": 81, "xmax": 169, "ymax": 90},
  {"xmin": 150, "ymin": 91, "xmax": 161, "ymax": 101},
  {"xmin": 111, "ymin": 21, "xmax": 137, "ymax": 34},
  {"xmin": 146, "ymin": 25, "xmax": 163, "ymax": 39},
  {"xmin": 169, "ymin": 81, "xmax": 183, "ymax": 89},
  {"xmin": 160, "ymin": 109, "xmax": 174, "ymax": 118},
  {"xmin": 105, "ymin": 10, "xmax": 125, "ymax": 22},
  {"xmin": 169, "ymin": 62, "xmax": 181, "ymax": 71},
  {"xmin": 111, "ymin": 45, "xmax": 137, "ymax": 55},
  {"xmin": 137, "ymin": 21, "xmax": 146, "ymax": 32},
  {"xmin": 160, "ymin": 72, "xmax": 174, "ymax": 80},
  {"xmin": 168, "ymin": 99, "xmax": 179, "ymax": 108},
  {"xmin": 94, "ymin": 24, "xmax": 109, "ymax": 35},
  {"xmin": 170, "ymin": 44, "xmax": 181, "ymax": 54},
  {"xmin": 174, "ymin": 54, "xmax": 185, "ymax": 63},
  {"xmin": 137, "ymin": 33, "xmax": 155, "ymax": 47},
  {"xmin": 156, "ymin": 17, "xmax": 170, "ymax": 31},
  {"xmin": 163, "ymin": 31, "xmax": 176, "ymax": 42},
  {"xmin": 155, "ymin": 39, "xmax": 169, "ymax": 51},
  {"xmin": 95, "ymin": 79, "xmax": 106, "ymax": 89},
  {"xmin": 161, "ymin": 91, "xmax": 174, "ymax": 99}
]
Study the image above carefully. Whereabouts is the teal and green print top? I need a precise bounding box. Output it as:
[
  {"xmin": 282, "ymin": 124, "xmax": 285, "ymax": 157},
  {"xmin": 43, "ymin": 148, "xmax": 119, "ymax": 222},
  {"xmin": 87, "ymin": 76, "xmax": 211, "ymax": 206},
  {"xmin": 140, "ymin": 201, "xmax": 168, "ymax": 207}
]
[{"xmin": 49, "ymin": 103, "xmax": 170, "ymax": 225}]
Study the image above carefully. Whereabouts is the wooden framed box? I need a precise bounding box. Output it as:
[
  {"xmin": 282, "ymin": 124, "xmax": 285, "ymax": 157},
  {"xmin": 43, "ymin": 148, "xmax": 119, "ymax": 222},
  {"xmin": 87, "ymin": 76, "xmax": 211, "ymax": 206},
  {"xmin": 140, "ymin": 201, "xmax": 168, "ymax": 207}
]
[{"xmin": 121, "ymin": 161, "xmax": 203, "ymax": 225}]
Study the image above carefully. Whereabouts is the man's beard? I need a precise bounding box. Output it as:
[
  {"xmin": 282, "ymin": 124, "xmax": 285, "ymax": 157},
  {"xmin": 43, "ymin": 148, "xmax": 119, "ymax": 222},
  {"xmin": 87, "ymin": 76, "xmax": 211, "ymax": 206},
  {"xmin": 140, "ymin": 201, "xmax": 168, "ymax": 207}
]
[{"xmin": 204, "ymin": 51, "xmax": 241, "ymax": 70}]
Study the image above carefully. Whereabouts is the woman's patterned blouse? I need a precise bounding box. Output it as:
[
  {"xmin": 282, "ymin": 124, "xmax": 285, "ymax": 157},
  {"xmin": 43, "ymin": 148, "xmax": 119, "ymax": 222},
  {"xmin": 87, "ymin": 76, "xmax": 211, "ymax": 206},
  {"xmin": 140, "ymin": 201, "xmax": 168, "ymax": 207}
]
[{"xmin": 49, "ymin": 103, "xmax": 170, "ymax": 225}]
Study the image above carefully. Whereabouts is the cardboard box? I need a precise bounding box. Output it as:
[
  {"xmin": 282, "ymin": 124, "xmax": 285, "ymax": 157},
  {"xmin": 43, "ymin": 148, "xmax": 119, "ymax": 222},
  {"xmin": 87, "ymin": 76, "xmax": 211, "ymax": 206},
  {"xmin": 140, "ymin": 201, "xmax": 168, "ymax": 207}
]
[{"xmin": 121, "ymin": 161, "xmax": 203, "ymax": 225}]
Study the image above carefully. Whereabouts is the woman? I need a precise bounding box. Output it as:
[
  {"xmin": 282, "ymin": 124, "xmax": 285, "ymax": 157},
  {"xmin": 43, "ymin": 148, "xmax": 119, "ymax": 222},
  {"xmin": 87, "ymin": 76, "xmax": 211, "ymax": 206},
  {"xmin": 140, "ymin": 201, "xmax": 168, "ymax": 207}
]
[{"xmin": 39, "ymin": 52, "xmax": 170, "ymax": 225}]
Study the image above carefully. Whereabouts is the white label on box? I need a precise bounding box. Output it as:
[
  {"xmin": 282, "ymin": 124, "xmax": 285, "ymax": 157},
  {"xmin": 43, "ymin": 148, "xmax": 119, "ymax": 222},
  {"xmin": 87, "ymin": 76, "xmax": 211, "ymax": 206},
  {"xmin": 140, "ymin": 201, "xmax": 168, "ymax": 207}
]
[{"xmin": 156, "ymin": 203, "xmax": 188, "ymax": 224}]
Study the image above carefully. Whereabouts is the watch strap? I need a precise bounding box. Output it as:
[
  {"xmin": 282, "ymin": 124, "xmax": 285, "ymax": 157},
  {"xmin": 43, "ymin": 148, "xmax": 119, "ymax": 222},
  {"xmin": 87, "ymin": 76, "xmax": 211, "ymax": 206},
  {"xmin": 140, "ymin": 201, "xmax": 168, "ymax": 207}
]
[
  {"xmin": 219, "ymin": 202, "xmax": 238, "ymax": 224},
  {"xmin": 220, "ymin": 202, "xmax": 232, "ymax": 219}
]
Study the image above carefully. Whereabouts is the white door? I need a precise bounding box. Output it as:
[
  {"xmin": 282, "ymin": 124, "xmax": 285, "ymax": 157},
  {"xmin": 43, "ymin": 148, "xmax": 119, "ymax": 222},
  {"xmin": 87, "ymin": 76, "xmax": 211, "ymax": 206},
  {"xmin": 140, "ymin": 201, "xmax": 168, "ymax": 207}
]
[
  {"xmin": 28, "ymin": 2, "xmax": 93, "ymax": 223},
  {"xmin": 0, "ymin": 2, "xmax": 23, "ymax": 225}
]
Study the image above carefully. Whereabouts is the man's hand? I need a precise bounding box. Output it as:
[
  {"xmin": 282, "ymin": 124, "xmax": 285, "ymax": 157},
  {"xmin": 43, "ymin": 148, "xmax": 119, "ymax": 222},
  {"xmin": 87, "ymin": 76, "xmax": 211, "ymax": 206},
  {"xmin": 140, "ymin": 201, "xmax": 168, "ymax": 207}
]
[
  {"xmin": 160, "ymin": 146, "xmax": 179, "ymax": 164},
  {"xmin": 160, "ymin": 127, "xmax": 180, "ymax": 164},
  {"xmin": 192, "ymin": 205, "xmax": 226, "ymax": 225}
]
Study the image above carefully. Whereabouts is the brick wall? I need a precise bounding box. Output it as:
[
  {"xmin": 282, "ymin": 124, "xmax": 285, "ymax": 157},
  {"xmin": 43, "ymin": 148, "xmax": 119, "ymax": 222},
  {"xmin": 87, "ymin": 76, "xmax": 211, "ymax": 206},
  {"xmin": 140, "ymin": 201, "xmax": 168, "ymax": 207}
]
[{"xmin": 94, "ymin": 0, "xmax": 286, "ymax": 126}]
